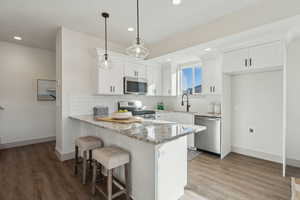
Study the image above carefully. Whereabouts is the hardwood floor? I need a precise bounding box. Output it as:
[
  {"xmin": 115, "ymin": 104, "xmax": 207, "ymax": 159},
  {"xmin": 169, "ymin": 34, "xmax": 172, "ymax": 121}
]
[
  {"xmin": 187, "ymin": 153, "xmax": 292, "ymax": 200},
  {"xmin": 0, "ymin": 142, "xmax": 124, "ymax": 200},
  {"xmin": 0, "ymin": 142, "xmax": 295, "ymax": 200}
]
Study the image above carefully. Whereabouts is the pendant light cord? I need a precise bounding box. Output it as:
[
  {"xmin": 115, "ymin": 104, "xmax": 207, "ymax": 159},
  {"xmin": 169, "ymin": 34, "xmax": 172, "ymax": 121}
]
[
  {"xmin": 136, "ymin": 0, "xmax": 140, "ymax": 44},
  {"xmin": 104, "ymin": 16, "xmax": 108, "ymax": 59}
]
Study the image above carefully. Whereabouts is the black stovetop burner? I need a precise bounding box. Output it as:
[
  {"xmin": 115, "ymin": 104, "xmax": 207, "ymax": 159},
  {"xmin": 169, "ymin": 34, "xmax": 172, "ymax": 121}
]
[{"xmin": 131, "ymin": 110, "xmax": 156, "ymax": 116}]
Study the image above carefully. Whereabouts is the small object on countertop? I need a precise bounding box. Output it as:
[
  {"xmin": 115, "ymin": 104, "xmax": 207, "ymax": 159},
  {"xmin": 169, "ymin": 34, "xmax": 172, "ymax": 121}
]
[
  {"xmin": 93, "ymin": 106, "xmax": 109, "ymax": 118},
  {"xmin": 157, "ymin": 102, "xmax": 165, "ymax": 110},
  {"xmin": 95, "ymin": 116, "xmax": 142, "ymax": 124},
  {"xmin": 111, "ymin": 111, "xmax": 132, "ymax": 120}
]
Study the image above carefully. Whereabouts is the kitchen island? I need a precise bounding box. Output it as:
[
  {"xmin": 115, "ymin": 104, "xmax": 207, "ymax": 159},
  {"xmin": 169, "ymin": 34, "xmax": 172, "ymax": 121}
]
[{"xmin": 69, "ymin": 115, "xmax": 206, "ymax": 200}]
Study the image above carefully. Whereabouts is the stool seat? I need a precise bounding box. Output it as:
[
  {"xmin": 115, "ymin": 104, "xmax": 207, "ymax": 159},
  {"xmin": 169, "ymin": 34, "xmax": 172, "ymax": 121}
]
[
  {"xmin": 93, "ymin": 147, "xmax": 129, "ymax": 170},
  {"xmin": 75, "ymin": 136, "xmax": 103, "ymax": 152}
]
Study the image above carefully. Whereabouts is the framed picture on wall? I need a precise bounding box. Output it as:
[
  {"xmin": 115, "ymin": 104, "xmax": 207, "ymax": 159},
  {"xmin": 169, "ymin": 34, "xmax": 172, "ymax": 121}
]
[{"xmin": 37, "ymin": 79, "xmax": 56, "ymax": 101}]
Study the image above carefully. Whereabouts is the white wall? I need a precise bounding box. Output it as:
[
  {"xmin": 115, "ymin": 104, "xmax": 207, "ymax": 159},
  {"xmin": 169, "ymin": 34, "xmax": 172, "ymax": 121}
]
[
  {"xmin": 0, "ymin": 41, "xmax": 56, "ymax": 145},
  {"xmin": 56, "ymin": 27, "xmax": 128, "ymax": 155},
  {"xmin": 286, "ymin": 37, "xmax": 300, "ymax": 165},
  {"xmin": 231, "ymin": 71, "xmax": 283, "ymax": 161}
]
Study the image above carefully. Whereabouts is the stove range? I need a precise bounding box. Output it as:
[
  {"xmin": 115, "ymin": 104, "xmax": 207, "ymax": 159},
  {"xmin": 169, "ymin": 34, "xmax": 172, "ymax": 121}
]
[{"xmin": 118, "ymin": 100, "xmax": 156, "ymax": 119}]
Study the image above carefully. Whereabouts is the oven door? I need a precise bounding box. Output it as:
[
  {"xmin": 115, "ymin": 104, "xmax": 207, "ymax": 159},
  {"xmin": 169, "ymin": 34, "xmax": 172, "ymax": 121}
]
[{"xmin": 124, "ymin": 77, "xmax": 148, "ymax": 95}]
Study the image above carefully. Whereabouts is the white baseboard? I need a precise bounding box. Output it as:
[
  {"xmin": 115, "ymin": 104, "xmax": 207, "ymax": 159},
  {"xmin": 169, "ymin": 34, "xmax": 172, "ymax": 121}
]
[
  {"xmin": 287, "ymin": 158, "xmax": 300, "ymax": 168},
  {"xmin": 232, "ymin": 146, "xmax": 282, "ymax": 163},
  {"xmin": 0, "ymin": 136, "xmax": 56, "ymax": 150},
  {"xmin": 55, "ymin": 147, "xmax": 75, "ymax": 161}
]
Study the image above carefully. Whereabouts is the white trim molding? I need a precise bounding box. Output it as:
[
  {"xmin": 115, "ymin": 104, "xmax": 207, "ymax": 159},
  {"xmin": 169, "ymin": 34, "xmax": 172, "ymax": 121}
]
[
  {"xmin": 287, "ymin": 158, "xmax": 300, "ymax": 168},
  {"xmin": 0, "ymin": 136, "xmax": 55, "ymax": 150},
  {"xmin": 232, "ymin": 146, "xmax": 282, "ymax": 164},
  {"xmin": 55, "ymin": 147, "xmax": 75, "ymax": 161}
]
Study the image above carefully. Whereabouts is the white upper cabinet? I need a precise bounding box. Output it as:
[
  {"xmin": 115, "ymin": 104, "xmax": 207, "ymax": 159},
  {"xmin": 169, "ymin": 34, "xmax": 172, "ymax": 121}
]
[
  {"xmin": 124, "ymin": 62, "xmax": 147, "ymax": 79},
  {"xmin": 147, "ymin": 64, "xmax": 162, "ymax": 96},
  {"xmin": 249, "ymin": 41, "xmax": 284, "ymax": 69},
  {"xmin": 202, "ymin": 57, "xmax": 222, "ymax": 95},
  {"xmin": 97, "ymin": 61, "xmax": 124, "ymax": 95},
  {"xmin": 162, "ymin": 63, "xmax": 177, "ymax": 96},
  {"xmin": 223, "ymin": 41, "xmax": 284, "ymax": 74},
  {"xmin": 223, "ymin": 48, "xmax": 249, "ymax": 73}
]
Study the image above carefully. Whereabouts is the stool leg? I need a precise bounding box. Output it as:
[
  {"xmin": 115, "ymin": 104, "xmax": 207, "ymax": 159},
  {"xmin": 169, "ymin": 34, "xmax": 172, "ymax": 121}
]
[
  {"xmin": 82, "ymin": 150, "xmax": 87, "ymax": 184},
  {"xmin": 89, "ymin": 150, "xmax": 92, "ymax": 170},
  {"xmin": 107, "ymin": 169, "xmax": 113, "ymax": 200},
  {"xmin": 74, "ymin": 145, "xmax": 79, "ymax": 175},
  {"xmin": 125, "ymin": 164, "xmax": 130, "ymax": 200},
  {"xmin": 92, "ymin": 160, "xmax": 97, "ymax": 195}
]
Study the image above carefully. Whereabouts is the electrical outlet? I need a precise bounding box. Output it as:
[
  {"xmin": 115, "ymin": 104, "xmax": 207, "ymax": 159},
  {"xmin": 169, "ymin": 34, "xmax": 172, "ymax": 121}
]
[{"xmin": 249, "ymin": 128, "xmax": 255, "ymax": 134}]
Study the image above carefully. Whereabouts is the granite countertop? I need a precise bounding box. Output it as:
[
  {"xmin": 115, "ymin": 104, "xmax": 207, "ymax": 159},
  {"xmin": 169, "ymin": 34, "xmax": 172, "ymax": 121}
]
[
  {"xmin": 69, "ymin": 115, "xmax": 206, "ymax": 145},
  {"xmin": 155, "ymin": 110, "xmax": 222, "ymax": 118}
]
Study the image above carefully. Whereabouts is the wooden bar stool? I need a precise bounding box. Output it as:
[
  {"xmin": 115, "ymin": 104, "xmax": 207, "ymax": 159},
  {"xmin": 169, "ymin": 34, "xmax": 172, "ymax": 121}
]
[
  {"xmin": 74, "ymin": 136, "xmax": 103, "ymax": 184},
  {"xmin": 92, "ymin": 146, "xmax": 130, "ymax": 200}
]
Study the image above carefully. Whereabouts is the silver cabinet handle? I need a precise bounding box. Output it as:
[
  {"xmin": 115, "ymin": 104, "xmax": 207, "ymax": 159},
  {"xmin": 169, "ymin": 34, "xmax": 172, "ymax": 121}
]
[
  {"xmin": 249, "ymin": 58, "xmax": 252, "ymax": 67},
  {"xmin": 0, "ymin": 106, "xmax": 4, "ymax": 110},
  {"xmin": 113, "ymin": 86, "xmax": 115, "ymax": 92},
  {"xmin": 245, "ymin": 59, "xmax": 248, "ymax": 67}
]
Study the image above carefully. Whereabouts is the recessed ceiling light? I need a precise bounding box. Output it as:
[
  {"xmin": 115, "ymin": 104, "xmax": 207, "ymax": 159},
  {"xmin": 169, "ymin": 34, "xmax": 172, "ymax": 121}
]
[
  {"xmin": 13, "ymin": 36, "xmax": 22, "ymax": 41},
  {"xmin": 205, "ymin": 48, "xmax": 212, "ymax": 51},
  {"xmin": 127, "ymin": 27, "xmax": 134, "ymax": 32},
  {"xmin": 172, "ymin": 0, "xmax": 182, "ymax": 5},
  {"xmin": 166, "ymin": 58, "xmax": 172, "ymax": 62}
]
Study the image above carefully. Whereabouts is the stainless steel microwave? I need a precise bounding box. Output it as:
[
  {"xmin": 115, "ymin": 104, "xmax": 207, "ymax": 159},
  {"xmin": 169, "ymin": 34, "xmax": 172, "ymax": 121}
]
[{"xmin": 124, "ymin": 76, "xmax": 148, "ymax": 95}]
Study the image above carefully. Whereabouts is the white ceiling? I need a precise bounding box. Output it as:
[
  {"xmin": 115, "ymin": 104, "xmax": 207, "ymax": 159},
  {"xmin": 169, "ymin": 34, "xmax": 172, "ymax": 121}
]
[{"xmin": 0, "ymin": 0, "xmax": 259, "ymax": 51}]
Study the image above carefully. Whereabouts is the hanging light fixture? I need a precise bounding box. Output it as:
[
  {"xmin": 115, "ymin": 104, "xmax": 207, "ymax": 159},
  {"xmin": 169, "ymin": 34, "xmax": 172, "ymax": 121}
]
[
  {"xmin": 98, "ymin": 12, "xmax": 111, "ymax": 69},
  {"xmin": 126, "ymin": 0, "xmax": 149, "ymax": 59}
]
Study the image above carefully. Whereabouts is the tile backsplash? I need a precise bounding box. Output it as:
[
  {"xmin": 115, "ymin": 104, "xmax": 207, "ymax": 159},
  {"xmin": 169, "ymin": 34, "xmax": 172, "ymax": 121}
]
[
  {"xmin": 70, "ymin": 94, "xmax": 221, "ymax": 116},
  {"xmin": 70, "ymin": 95, "xmax": 164, "ymax": 115}
]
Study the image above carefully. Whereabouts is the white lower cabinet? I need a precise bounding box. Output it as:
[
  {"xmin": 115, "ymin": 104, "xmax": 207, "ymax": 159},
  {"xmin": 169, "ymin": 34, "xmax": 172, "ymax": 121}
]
[{"xmin": 97, "ymin": 62, "xmax": 124, "ymax": 95}]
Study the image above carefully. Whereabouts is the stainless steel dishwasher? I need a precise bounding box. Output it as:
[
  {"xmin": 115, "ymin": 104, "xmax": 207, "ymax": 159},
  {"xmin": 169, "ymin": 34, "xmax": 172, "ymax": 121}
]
[{"xmin": 194, "ymin": 115, "xmax": 221, "ymax": 155}]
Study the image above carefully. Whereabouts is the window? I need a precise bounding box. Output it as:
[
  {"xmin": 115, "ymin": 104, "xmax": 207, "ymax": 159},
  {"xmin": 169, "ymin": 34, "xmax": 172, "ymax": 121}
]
[{"xmin": 180, "ymin": 64, "xmax": 202, "ymax": 95}]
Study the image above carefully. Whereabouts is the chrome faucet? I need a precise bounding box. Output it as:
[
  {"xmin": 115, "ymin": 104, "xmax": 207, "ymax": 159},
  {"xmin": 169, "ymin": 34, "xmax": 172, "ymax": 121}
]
[{"xmin": 181, "ymin": 93, "xmax": 191, "ymax": 112}]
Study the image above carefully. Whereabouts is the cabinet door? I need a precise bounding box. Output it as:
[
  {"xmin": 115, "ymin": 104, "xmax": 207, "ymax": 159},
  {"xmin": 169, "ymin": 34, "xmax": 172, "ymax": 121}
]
[
  {"xmin": 124, "ymin": 63, "xmax": 147, "ymax": 78},
  {"xmin": 97, "ymin": 62, "xmax": 124, "ymax": 95},
  {"xmin": 249, "ymin": 41, "xmax": 284, "ymax": 69},
  {"xmin": 147, "ymin": 64, "xmax": 162, "ymax": 96},
  {"xmin": 162, "ymin": 64, "xmax": 177, "ymax": 96},
  {"xmin": 202, "ymin": 57, "xmax": 222, "ymax": 95},
  {"xmin": 111, "ymin": 62, "xmax": 124, "ymax": 95},
  {"xmin": 223, "ymin": 48, "xmax": 249, "ymax": 73},
  {"xmin": 98, "ymin": 68, "xmax": 113, "ymax": 94}
]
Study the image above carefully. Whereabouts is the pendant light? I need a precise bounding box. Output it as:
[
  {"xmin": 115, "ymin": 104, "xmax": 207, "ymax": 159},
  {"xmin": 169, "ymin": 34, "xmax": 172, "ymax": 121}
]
[
  {"xmin": 98, "ymin": 12, "xmax": 111, "ymax": 69},
  {"xmin": 126, "ymin": 0, "xmax": 149, "ymax": 59}
]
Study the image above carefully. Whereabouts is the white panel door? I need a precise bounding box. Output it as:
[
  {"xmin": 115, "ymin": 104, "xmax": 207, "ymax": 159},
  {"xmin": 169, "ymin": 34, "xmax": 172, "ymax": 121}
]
[
  {"xmin": 249, "ymin": 41, "xmax": 284, "ymax": 69},
  {"xmin": 223, "ymin": 48, "xmax": 249, "ymax": 73}
]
